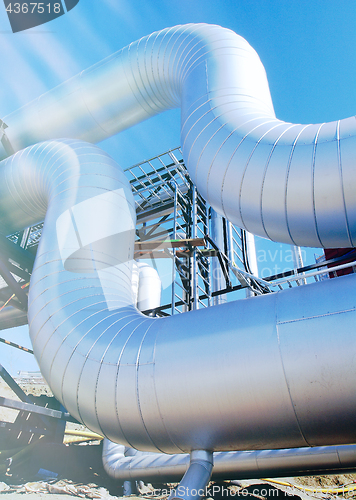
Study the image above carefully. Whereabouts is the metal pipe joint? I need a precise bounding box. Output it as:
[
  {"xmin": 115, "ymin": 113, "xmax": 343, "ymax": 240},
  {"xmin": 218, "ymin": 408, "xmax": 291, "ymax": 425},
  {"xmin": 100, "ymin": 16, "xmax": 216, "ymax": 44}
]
[{"xmin": 169, "ymin": 451, "xmax": 214, "ymax": 500}]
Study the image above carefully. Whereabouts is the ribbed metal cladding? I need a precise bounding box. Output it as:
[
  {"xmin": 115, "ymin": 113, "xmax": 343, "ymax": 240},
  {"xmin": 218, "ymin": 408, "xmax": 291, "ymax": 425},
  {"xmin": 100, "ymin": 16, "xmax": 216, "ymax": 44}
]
[
  {"xmin": 1, "ymin": 24, "xmax": 355, "ymax": 247},
  {"xmin": 102, "ymin": 444, "xmax": 356, "ymax": 482},
  {"xmin": 0, "ymin": 139, "xmax": 355, "ymax": 455}
]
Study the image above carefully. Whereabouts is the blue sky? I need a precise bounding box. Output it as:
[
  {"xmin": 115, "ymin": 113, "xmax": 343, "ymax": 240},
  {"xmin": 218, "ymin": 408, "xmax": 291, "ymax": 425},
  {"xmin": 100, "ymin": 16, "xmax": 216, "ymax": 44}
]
[
  {"xmin": 0, "ymin": 0, "xmax": 355, "ymax": 374},
  {"xmin": 0, "ymin": 0, "xmax": 355, "ymax": 166}
]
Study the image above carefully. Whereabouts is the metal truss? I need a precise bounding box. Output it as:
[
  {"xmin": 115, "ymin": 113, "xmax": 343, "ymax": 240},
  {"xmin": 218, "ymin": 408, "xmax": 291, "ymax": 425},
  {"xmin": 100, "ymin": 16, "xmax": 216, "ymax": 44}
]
[{"xmin": 1, "ymin": 147, "xmax": 355, "ymax": 328}]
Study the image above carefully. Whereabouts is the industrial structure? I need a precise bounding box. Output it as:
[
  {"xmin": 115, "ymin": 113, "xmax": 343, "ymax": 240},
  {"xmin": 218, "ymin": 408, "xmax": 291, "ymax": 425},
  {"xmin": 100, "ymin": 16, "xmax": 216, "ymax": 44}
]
[{"xmin": 0, "ymin": 23, "xmax": 356, "ymax": 499}]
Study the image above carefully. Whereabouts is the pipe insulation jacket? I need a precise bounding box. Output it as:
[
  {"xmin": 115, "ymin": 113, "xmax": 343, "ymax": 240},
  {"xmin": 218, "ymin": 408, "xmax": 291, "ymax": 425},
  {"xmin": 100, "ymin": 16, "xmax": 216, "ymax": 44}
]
[
  {"xmin": 0, "ymin": 24, "xmax": 355, "ymax": 247},
  {"xmin": 136, "ymin": 263, "xmax": 162, "ymax": 313},
  {"xmin": 102, "ymin": 443, "xmax": 356, "ymax": 482},
  {"xmin": 0, "ymin": 139, "xmax": 355, "ymax": 454}
]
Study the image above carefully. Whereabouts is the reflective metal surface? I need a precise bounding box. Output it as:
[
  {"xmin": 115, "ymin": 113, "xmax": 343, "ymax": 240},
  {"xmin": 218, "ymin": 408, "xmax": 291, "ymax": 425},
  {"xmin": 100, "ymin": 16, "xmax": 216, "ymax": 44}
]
[
  {"xmin": 136, "ymin": 263, "xmax": 162, "ymax": 312},
  {"xmin": 0, "ymin": 139, "xmax": 355, "ymax": 455},
  {"xmin": 102, "ymin": 444, "xmax": 356, "ymax": 482},
  {"xmin": 168, "ymin": 451, "xmax": 213, "ymax": 500},
  {"xmin": 1, "ymin": 24, "xmax": 355, "ymax": 247}
]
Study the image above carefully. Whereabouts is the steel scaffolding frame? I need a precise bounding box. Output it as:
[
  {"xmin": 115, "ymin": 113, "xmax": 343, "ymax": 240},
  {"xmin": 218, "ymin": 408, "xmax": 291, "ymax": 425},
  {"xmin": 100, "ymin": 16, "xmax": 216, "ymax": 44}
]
[{"xmin": 1, "ymin": 147, "xmax": 356, "ymax": 327}]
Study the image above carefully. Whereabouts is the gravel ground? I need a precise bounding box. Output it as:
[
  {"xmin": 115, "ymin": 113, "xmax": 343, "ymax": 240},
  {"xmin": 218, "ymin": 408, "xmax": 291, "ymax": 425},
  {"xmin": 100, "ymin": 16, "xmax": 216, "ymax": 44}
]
[{"xmin": 0, "ymin": 493, "xmax": 76, "ymax": 499}]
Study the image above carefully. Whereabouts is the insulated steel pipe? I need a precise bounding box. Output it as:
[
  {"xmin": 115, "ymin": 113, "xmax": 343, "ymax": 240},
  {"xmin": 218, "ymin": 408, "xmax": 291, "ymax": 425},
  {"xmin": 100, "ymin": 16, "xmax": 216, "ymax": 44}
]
[
  {"xmin": 0, "ymin": 139, "xmax": 355, "ymax": 454},
  {"xmin": 130, "ymin": 262, "xmax": 162, "ymax": 313},
  {"xmin": 102, "ymin": 444, "xmax": 356, "ymax": 483},
  {"xmin": 103, "ymin": 445, "xmax": 214, "ymax": 500},
  {"xmin": 136, "ymin": 262, "xmax": 162, "ymax": 313},
  {"xmin": 0, "ymin": 24, "xmax": 355, "ymax": 247},
  {"xmin": 103, "ymin": 260, "xmax": 163, "ymax": 495},
  {"xmin": 168, "ymin": 451, "xmax": 213, "ymax": 500}
]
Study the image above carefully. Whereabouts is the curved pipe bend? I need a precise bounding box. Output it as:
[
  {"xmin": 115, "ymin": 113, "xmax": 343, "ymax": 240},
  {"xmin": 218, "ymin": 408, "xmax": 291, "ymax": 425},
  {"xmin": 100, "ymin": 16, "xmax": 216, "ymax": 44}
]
[
  {"xmin": 0, "ymin": 139, "xmax": 355, "ymax": 455},
  {"xmin": 168, "ymin": 451, "xmax": 213, "ymax": 500},
  {"xmin": 1, "ymin": 24, "xmax": 355, "ymax": 247}
]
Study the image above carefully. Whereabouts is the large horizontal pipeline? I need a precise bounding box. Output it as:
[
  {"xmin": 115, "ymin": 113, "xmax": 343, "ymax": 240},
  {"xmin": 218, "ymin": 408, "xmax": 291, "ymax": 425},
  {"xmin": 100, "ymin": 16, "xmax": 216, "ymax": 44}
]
[
  {"xmin": 0, "ymin": 22, "xmax": 355, "ymax": 467},
  {"xmin": 0, "ymin": 24, "xmax": 355, "ymax": 247},
  {"xmin": 0, "ymin": 139, "xmax": 355, "ymax": 454}
]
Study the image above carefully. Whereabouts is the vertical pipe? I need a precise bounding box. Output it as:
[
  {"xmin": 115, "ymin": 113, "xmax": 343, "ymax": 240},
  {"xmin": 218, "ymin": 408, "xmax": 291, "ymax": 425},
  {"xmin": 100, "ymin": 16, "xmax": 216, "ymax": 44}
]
[
  {"xmin": 290, "ymin": 245, "xmax": 306, "ymax": 284},
  {"xmin": 211, "ymin": 209, "xmax": 227, "ymax": 305},
  {"xmin": 136, "ymin": 263, "xmax": 162, "ymax": 314},
  {"xmin": 290, "ymin": 245, "xmax": 304, "ymax": 269},
  {"xmin": 226, "ymin": 222, "xmax": 234, "ymax": 266},
  {"xmin": 245, "ymin": 232, "xmax": 259, "ymax": 277},
  {"xmin": 168, "ymin": 451, "xmax": 213, "ymax": 500},
  {"xmin": 244, "ymin": 231, "xmax": 259, "ymax": 298},
  {"xmin": 131, "ymin": 261, "xmax": 139, "ymax": 307}
]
